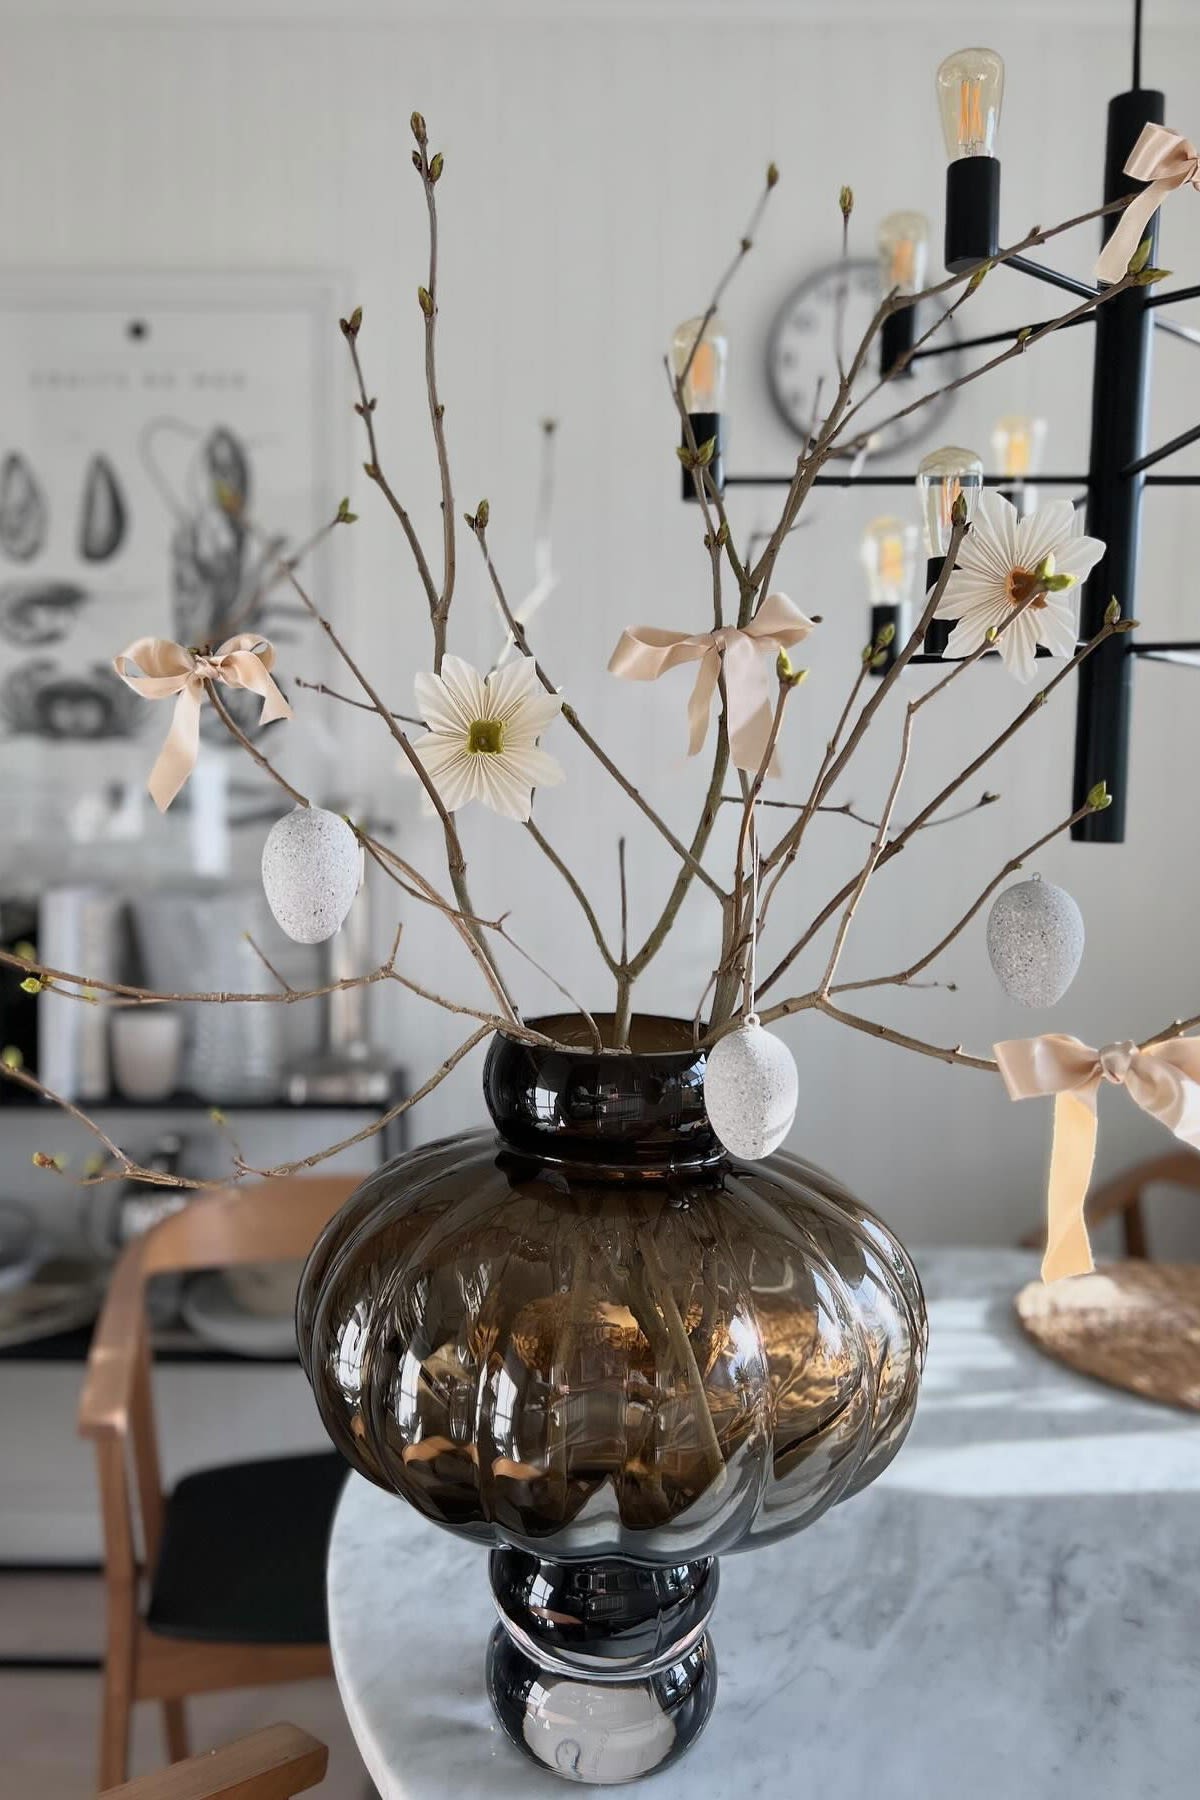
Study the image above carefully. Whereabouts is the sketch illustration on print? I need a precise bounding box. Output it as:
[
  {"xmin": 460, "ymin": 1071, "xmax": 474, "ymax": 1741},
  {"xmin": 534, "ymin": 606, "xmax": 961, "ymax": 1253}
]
[
  {"xmin": 140, "ymin": 417, "xmax": 295, "ymax": 741},
  {"xmin": 0, "ymin": 452, "xmax": 48, "ymax": 562},
  {"xmin": 0, "ymin": 442, "xmax": 137, "ymax": 741},
  {"xmin": 0, "ymin": 658, "xmax": 143, "ymax": 740},
  {"xmin": 0, "ymin": 580, "xmax": 88, "ymax": 648},
  {"xmin": 78, "ymin": 454, "xmax": 128, "ymax": 562}
]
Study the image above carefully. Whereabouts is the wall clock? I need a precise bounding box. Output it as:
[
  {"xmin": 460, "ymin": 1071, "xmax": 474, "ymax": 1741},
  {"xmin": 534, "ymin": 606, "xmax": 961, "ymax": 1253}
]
[{"xmin": 765, "ymin": 258, "xmax": 963, "ymax": 458}]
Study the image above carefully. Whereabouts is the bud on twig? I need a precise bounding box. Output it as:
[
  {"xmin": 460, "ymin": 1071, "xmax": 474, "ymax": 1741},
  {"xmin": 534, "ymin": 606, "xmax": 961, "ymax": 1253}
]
[
  {"xmin": 1086, "ymin": 779, "xmax": 1112, "ymax": 811},
  {"xmin": 339, "ymin": 307, "xmax": 363, "ymax": 340},
  {"xmin": 838, "ymin": 185, "xmax": 853, "ymax": 219},
  {"xmin": 429, "ymin": 151, "xmax": 444, "ymax": 183},
  {"xmin": 1104, "ymin": 597, "xmax": 1122, "ymax": 626},
  {"xmin": 966, "ymin": 259, "xmax": 993, "ymax": 295},
  {"xmin": 18, "ymin": 976, "xmax": 41, "ymax": 995},
  {"xmin": 766, "ymin": 162, "xmax": 780, "ymax": 189},
  {"xmin": 32, "ymin": 1151, "xmax": 64, "ymax": 1171},
  {"xmin": 1127, "ymin": 236, "xmax": 1152, "ymax": 276},
  {"xmin": 1, "ymin": 1046, "xmax": 23, "ymax": 1071},
  {"xmin": 336, "ymin": 497, "xmax": 358, "ymax": 525},
  {"xmin": 1132, "ymin": 265, "xmax": 1172, "ymax": 286},
  {"xmin": 951, "ymin": 492, "xmax": 968, "ymax": 526},
  {"xmin": 417, "ymin": 286, "xmax": 434, "ymax": 318},
  {"xmin": 874, "ymin": 621, "xmax": 896, "ymax": 650},
  {"xmin": 410, "ymin": 111, "xmax": 427, "ymax": 146},
  {"xmin": 694, "ymin": 436, "xmax": 716, "ymax": 468},
  {"xmin": 776, "ymin": 650, "xmax": 808, "ymax": 687}
]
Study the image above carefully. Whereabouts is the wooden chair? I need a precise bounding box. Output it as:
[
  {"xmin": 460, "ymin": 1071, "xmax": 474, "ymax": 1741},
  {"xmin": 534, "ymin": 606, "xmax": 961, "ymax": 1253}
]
[
  {"xmin": 79, "ymin": 1177, "xmax": 358, "ymax": 1791},
  {"xmin": 100, "ymin": 1724, "xmax": 327, "ymax": 1798},
  {"xmin": 1021, "ymin": 1148, "xmax": 1200, "ymax": 1259}
]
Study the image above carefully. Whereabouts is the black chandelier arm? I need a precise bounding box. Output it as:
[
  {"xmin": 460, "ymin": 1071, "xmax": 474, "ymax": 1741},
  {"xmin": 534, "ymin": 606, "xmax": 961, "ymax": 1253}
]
[
  {"xmin": 1122, "ymin": 420, "xmax": 1200, "ymax": 477},
  {"xmin": 1146, "ymin": 282, "xmax": 1200, "ymax": 308},
  {"xmin": 909, "ymin": 314, "xmax": 1097, "ymax": 362},
  {"xmin": 722, "ymin": 472, "xmax": 1088, "ymax": 490},
  {"xmin": 1143, "ymin": 473, "xmax": 1200, "ymax": 486},
  {"xmin": 1004, "ymin": 254, "xmax": 1099, "ymax": 302},
  {"xmin": 1002, "ymin": 254, "xmax": 1198, "ymax": 347}
]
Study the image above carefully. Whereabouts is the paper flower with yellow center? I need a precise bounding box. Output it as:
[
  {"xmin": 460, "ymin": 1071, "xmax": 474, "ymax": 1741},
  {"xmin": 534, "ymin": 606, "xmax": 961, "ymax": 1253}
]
[
  {"xmin": 933, "ymin": 490, "xmax": 1105, "ymax": 682},
  {"xmin": 413, "ymin": 654, "xmax": 564, "ymax": 821}
]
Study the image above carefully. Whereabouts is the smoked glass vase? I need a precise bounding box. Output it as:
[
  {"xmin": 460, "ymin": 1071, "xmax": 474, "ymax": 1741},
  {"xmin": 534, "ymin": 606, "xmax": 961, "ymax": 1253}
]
[{"xmin": 298, "ymin": 1015, "xmax": 926, "ymax": 1784}]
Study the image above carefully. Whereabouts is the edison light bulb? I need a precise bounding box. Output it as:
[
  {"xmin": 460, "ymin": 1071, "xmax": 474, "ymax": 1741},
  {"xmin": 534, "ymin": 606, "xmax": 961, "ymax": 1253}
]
[
  {"xmin": 992, "ymin": 414, "xmax": 1047, "ymax": 517},
  {"xmin": 861, "ymin": 516, "xmax": 919, "ymax": 606},
  {"xmin": 671, "ymin": 315, "xmax": 728, "ymax": 415},
  {"xmin": 992, "ymin": 415, "xmax": 1047, "ymax": 480},
  {"xmin": 936, "ymin": 48, "xmax": 1004, "ymax": 159},
  {"xmin": 916, "ymin": 446, "xmax": 984, "ymax": 557},
  {"xmin": 878, "ymin": 212, "xmax": 931, "ymax": 296}
]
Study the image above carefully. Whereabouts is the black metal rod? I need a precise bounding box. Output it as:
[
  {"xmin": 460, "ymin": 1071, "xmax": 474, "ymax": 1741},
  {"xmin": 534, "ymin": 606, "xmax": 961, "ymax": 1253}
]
[
  {"xmin": 1072, "ymin": 86, "xmax": 1165, "ymax": 843},
  {"xmin": 1144, "ymin": 473, "xmax": 1200, "ymax": 485},
  {"xmin": 723, "ymin": 472, "xmax": 1088, "ymax": 489},
  {"xmin": 1147, "ymin": 281, "xmax": 1200, "ymax": 307},
  {"xmin": 1122, "ymin": 419, "xmax": 1200, "ymax": 476},
  {"xmin": 910, "ymin": 314, "xmax": 1096, "ymax": 361},
  {"xmin": 1005, "ymin": 255, "xmax": 1099, "ymax": 301},
  {"xmin": 1130, "ymin": 639, "xmax": 1200, "ymax": 652}
]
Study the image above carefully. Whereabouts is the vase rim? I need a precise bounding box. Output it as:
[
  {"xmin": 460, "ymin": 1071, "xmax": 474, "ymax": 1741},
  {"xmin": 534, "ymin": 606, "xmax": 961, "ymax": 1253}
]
[{"xmin": 502, "ymin": 1013, "xmax": 704, "ymax": 1058}]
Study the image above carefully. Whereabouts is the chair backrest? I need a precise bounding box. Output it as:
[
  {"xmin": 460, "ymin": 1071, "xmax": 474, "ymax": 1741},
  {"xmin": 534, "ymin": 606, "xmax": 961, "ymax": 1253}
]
[
  {"xmin": 139, "ymin": 1175, "xmax": 360, "ymax": 1276},
  {"xmin": 78, "ymin": 1177, "xmax": 358, "ymax": 1623},
  {"xmin": 99, "ymin": 1723, "xmax": 327, "ymax": 1797},
  {"xmin": 1021, "ymin": 1147, "xmax": 1200, "ymax": 1259}
]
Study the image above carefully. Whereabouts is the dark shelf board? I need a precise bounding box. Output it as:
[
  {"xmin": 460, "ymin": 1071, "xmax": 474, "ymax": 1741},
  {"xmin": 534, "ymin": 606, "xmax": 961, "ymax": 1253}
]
[
  {"xmin": 0, "ymin": 1320, "xmax": 298, "ymax": 1366},
  {"xmin": 0, "ymin": 1091, "xmax": 391, "ymax": 1115}
]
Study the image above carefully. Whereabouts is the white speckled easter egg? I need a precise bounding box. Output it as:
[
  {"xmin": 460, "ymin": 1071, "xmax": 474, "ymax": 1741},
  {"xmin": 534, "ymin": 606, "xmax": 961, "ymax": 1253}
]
[
  {"xmin": 261, "ymin": 806, "xmax": 362, "ymax": 945},
  {"xmin": 986, "ymin": 874, "xmax": 1084, "ymax": 1008},
  {"xmin": 704, "ymin": 1020, "xmax": 798, "ymax": 1159}
]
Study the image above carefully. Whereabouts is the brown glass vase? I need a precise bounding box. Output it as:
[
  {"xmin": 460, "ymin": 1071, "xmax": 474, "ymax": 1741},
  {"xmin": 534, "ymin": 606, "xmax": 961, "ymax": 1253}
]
[{"xmin": 297, "ymin": 1015, "xmax": 926, "ymax": 1784}]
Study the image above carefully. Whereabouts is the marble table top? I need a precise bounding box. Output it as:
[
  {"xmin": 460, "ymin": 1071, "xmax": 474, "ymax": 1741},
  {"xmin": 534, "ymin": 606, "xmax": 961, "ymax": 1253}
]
[{"xmin": 326, "ymin": 1249, "xmax": 1200, "ymax": 1798}]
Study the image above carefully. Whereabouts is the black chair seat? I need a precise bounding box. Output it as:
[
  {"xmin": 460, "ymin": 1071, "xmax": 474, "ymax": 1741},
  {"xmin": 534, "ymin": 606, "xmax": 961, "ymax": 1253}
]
[{"xmin": 146, "ymin": 1450, "xmax": 347, "ymax": 1644}]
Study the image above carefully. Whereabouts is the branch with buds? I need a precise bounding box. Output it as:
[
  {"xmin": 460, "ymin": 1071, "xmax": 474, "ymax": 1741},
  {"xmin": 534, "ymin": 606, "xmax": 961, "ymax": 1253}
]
[{"xmin": 10, "ymin": 124, "xmax": 1184, "ymax": 1192}]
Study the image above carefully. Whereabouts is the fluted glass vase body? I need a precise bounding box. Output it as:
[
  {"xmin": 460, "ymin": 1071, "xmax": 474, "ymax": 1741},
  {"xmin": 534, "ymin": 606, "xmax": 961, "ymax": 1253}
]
[{"xmin": 298, "ymin": 1016, "xmax": 926, "ymax": 1565}]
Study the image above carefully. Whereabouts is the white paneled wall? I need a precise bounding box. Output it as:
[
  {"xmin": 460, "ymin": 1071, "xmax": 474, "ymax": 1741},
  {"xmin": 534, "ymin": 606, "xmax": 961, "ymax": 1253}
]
[{"xmin": 3, "ymin": 0, "xmax": 1199, "ymax": 1244}]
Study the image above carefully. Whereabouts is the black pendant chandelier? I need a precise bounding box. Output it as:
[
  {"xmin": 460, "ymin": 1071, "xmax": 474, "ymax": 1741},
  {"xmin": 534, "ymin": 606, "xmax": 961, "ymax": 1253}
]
[{"xmin": 680, "ymin": 0, "xmax": 1199, "ymax": 847}]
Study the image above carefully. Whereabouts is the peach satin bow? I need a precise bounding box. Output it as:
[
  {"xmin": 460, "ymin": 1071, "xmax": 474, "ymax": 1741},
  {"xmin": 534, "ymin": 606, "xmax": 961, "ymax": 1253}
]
[
  {"xmin": 113, "ymin": 635, "xmax": 292, "ymax": 812},
  {"xmin": 607, "ymin": 593, "xmax": 814, "ymax": 774},
  {"xmin": 1096, "ymin": 122, "xmax": 1200, "ymax": 285},
  {"xmin": 995, "ymin": 1033, "xmax": 1200, "ymax": 1282}
]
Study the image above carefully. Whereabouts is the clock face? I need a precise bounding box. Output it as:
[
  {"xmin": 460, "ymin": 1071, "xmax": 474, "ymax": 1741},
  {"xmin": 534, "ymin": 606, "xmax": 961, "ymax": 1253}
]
[{"xmin": 766, "ymin": 259, "xmax": 963, "ymax": 459}]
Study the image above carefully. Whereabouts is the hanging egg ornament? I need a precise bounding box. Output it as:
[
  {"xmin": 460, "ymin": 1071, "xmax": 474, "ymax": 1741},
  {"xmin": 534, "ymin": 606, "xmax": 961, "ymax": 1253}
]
[
  {"xmin": 986, "ymin": 873, "xmax": 1084, "ymax": 1008},
  {"xmin": 704, "ymin": 1017, "xmax": 799, "ymax": 1158},
  {"xmin": 261, "ymin": 805, "xmax": 362, "ymax": 945}
]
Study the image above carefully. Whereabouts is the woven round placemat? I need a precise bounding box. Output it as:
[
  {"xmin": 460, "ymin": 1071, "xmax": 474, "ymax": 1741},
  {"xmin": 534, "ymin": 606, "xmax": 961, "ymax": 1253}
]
[{"xmin": 1015, "ymin": 1261, "xmax": 1200, "ymax": 1412}]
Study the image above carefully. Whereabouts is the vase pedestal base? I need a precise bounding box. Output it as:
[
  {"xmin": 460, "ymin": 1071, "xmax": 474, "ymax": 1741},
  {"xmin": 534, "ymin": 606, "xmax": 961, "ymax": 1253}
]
[{"xmin": 485, "ymin": 1548, "xmax": 719, "ymax": 1784}]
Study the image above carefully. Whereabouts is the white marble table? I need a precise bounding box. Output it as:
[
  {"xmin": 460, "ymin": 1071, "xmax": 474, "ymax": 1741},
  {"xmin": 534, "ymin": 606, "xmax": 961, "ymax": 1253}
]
[{"xmin": 327, "ymin": 1249, "xmax": 1200, "ymax": 1798}]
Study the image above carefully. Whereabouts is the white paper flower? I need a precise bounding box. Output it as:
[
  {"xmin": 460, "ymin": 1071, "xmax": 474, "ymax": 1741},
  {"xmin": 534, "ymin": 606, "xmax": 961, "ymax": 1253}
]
[
  {"xmin": 413, "ymin": 654, "xmax": 564, "ymax": 821},
  {"xmin": 933, "ymin": 490, "xmax": 1105, "ymax": 682}
]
